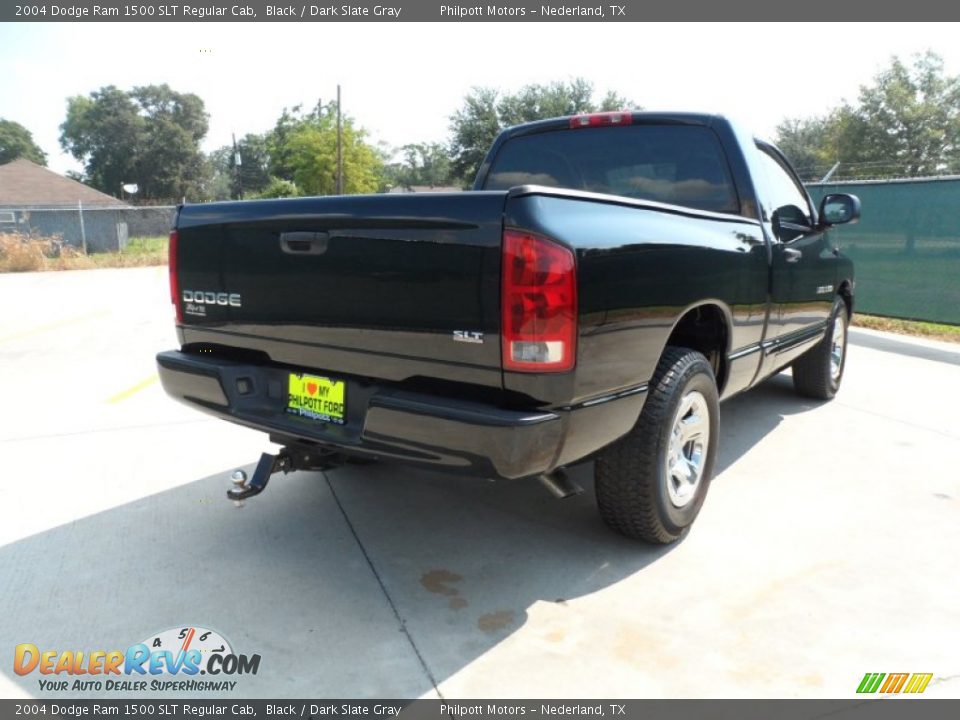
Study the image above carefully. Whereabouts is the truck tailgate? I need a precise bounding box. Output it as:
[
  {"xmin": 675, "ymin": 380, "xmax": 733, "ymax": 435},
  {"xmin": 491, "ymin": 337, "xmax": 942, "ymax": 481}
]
[{"xmin": 175, "ymin": 192, "xmax": 507, "ymax": 390}]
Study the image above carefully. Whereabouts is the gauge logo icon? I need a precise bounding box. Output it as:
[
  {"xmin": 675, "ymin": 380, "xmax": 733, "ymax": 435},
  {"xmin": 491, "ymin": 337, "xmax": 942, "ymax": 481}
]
[{"xmin": 140, "ymin": 626, "xmax": 233, "ymax": 672}]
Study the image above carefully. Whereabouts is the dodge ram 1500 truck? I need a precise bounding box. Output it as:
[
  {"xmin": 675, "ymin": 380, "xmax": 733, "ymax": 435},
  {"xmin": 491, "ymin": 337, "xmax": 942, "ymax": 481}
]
[{"xmin": 157, "ymin": 111, "xmax": 859, "ymax": 544}]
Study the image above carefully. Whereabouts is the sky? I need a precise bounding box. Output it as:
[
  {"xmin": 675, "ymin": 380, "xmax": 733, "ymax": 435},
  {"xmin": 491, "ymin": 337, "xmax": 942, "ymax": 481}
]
[{"xmin": 2, "ymin": 22, "xmax": 960, "ymax": 176}]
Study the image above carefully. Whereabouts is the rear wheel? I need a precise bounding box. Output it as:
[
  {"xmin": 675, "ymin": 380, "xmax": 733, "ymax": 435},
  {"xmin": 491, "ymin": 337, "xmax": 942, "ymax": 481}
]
[
  {"xmin": 595, "ymin": 347, "xmax": 719, "ymax": 543},
  {"xmin": 792, "ymin": 297, "xmax": 848, "ymax": 400}
]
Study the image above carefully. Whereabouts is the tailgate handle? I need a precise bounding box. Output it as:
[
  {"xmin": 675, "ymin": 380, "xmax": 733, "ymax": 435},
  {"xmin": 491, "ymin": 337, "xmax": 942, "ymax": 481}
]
[{"xmin": 280, "ymin": 231, "xmax": 329, "ymax": 255}]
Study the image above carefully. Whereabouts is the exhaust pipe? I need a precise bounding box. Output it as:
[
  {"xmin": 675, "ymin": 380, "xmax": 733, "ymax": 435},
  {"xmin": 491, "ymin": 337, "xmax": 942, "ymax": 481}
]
[{"xmin": 539, "ymin": 468, "xmax": 583, "ymax": 499}]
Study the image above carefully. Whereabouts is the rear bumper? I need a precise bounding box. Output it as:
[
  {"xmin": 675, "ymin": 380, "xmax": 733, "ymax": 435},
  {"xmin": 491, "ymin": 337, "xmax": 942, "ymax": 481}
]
[{"xmin": 156, "ymin": 350, "xmax": 646, "ymax": 480}]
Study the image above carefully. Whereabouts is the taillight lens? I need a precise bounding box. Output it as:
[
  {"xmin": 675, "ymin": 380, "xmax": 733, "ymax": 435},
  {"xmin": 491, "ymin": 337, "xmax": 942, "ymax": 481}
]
[
  {"xmin": 168, "ymin": 229, "xmax": 182, "ymax": 324},
  {"xmin": 501, "ymin": 229, "xmax": 577, "ymax": 373},
  {"xmin": 569, "ymin": 111, "xmax": 633, "ymax": 129}
]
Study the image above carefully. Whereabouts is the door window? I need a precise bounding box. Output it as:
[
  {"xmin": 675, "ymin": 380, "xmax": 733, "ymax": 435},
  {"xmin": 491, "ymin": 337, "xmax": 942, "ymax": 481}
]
[{"xmin": 755, "ymin": 144, "xmax": 812, "ymax": 227}]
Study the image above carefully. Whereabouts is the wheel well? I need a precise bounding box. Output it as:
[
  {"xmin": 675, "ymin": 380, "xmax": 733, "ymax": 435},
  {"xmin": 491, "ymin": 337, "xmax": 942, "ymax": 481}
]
[
  {"xmin": 665, "ymin": 304, "xmax": 729, "ymax": 391},
  {"xmin": 838, "ymin": 280, "xmax": 853, "ymax": 317}
]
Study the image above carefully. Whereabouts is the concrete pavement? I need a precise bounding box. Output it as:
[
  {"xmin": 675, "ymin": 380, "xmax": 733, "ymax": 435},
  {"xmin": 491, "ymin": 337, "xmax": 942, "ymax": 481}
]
[{"xmin": 0, "ymin": 267, "xmax": 957, "ymax": 699}]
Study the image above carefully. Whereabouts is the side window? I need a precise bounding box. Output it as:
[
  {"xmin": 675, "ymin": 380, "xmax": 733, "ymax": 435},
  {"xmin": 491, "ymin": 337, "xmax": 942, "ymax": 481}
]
[{"xmin": 755, "ymin": 144, "xmax": 812, "ymax": 228}]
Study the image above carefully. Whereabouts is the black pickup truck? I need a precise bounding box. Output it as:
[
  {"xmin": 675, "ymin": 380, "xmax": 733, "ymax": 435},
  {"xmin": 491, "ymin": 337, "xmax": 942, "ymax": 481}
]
[{"xmin": 157, "ymin": 111, "xmax": 859, "ymax": 544}]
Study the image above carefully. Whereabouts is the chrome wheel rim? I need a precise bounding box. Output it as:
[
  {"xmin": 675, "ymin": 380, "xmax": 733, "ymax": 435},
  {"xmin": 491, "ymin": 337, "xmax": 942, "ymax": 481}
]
[
  {"xmin": 830, "ymin": 313, "xmax": 846, "ymax": 382},
  {"xmin": 665, "ymin": 390, "xmax": 710, "ymax": 508}
]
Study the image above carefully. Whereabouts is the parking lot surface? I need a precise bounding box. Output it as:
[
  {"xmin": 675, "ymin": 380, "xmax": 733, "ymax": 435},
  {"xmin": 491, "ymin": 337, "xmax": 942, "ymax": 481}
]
[{"xmin": 0, "ymin": 267, "xmax": 958, "ymax": 699}]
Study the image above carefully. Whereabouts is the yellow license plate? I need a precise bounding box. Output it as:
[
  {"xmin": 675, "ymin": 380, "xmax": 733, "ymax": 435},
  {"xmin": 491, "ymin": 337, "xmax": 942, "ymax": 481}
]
[{"xmin": 286, "ymin": 373, "xmax": 346, "ymax": 425}]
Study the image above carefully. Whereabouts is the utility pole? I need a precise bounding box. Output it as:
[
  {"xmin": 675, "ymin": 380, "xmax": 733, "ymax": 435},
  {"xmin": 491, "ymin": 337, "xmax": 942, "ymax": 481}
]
[
  {"xmin": 336, "ymin": 84, "xmax": 344, "ymax": 195},
  {"xmin": 77, "ymin": 200, "xmax": 87, "ymax": 254},
  {"xmin": 232, "ymin": 132, "xmax": 244, "ymax": 199}
]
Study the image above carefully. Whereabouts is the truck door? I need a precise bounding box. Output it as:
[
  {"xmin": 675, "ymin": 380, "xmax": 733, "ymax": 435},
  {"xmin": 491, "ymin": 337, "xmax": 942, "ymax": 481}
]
[{"xmin": 754, "ymin": 143, "xmax": 836, "ymax": 366}]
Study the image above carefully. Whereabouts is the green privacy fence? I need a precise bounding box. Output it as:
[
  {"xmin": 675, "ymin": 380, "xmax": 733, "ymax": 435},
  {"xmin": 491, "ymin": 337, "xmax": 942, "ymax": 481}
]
[{"xmin": 806, "ymin": 177, "xmax": 960, "ymax": 326}]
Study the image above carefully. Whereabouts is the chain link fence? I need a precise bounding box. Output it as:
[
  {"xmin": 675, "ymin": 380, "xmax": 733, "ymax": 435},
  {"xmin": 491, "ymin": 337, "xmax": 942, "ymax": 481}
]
[
  {"xmin": 806, "ymin": 176, "xmax": 960, "ymax": 326},
  {"xmin": 0, "ymin": 204, "xmax": 176, "ymax": 253}
]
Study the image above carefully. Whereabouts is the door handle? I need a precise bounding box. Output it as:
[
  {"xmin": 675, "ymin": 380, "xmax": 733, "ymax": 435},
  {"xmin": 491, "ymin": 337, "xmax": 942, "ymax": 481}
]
[
  {"xmin": 280, "ymin": 231, "xmax": 329, "ymax": 255},
  {"xmin": 783, "ymin": 247, "xmax": 802, "ymax": 263}
]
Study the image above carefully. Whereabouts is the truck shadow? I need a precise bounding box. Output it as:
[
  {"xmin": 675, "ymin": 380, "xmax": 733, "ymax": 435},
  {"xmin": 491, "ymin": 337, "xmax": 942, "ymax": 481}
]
[
  {"xmin": 0, "ymin": 373, "xmax": 815, "ymax": 698},
  {"xmin": 715, "ymin": 371, "xmax": 819, "ymax": 474}
]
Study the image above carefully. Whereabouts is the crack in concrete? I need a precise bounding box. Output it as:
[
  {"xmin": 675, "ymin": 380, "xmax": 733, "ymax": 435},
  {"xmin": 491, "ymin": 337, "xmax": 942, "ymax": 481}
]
[{"xmin": 324, "ymin": 472, "xmax": 443, "ymax": 699}]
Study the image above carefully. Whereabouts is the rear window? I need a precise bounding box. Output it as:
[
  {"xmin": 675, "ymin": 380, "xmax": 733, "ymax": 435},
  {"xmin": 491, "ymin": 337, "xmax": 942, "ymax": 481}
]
[{"xmin": 483, "ymin": 124, "xmax": 740, "ymax": 215}]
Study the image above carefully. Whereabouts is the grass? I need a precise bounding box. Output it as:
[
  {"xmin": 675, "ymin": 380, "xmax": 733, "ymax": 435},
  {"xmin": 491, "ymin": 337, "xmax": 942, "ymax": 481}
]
[
  {"xmin": 0, "ymin": 234, "xmax": 167, "ymax": 272},
  {"xmin": 852, "ymin": 313, "xmax": 960, "ymax": 344},
  {"xmin": 123, "ymin": 236, "xmax": 168, "ymax": 257}
]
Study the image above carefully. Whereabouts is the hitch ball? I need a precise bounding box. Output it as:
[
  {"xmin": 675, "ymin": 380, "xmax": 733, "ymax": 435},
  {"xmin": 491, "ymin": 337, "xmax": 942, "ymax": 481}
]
[{"xmin": 230, "ymin": 470, "xmax": 248, "ymax": 507}]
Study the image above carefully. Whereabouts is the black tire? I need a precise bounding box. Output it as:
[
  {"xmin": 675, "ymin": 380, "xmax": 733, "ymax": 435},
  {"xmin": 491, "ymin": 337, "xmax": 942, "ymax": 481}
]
[
  {"xmin": 594, "ymin": 347, "xmax": 720, "ymax": 544},
  {"xmin": 792, "ymin": 297, "xmax": 849, "ymax": 400}
]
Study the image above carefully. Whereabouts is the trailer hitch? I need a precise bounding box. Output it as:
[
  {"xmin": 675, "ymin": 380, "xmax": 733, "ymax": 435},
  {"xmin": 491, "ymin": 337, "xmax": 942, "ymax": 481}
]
[{"xmin": 228, "ymin": 447, "xmax": 340, "ymax": 506}]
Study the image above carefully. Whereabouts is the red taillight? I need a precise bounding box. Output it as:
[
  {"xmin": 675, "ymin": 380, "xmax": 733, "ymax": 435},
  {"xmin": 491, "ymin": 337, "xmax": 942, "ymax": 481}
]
[
  {"xmin": 569, "ymin": 111, "xmax": 633, "ymax": 129},
  {"xmin": 501, "ymin": 229, "xmax": 577, "ymax": 373},
  {"xmin": 168, "ymin": 229, "xmax": 182, "ymax": 324}
]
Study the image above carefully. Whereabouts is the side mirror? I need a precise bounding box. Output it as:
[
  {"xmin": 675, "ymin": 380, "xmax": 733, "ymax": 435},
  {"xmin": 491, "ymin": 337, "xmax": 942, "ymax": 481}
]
[
  {"xmin": 772, "ymin": 204, "xmax": 810, "ymax": 243},
  {"xmin": 819, "ymin": 193, "xmax": 861, "ymax": 226}
]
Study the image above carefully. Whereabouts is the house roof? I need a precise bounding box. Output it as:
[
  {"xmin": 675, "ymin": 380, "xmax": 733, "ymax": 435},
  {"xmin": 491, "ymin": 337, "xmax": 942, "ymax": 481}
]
[{"xmin": 0, "ymin": 158, "xmax": 126, "ymax": 207}]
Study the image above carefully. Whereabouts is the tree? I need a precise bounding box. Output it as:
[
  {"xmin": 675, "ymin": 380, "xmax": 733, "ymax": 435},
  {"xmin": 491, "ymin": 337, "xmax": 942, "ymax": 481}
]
[
  {"xmin": 59, "ymin": 84, "xmax": 210, "ymax": 200},
  {"xmin": 773, "ymin": 115, "xmax": 841, "ymax": 181},
  {"xmin": 449, "ymin": 79, "xmax": 637, "ymax": 185},
  {"xmin": 776, "ymin": 52, "xmax": 960, "ymax": 180},
  {"xmin": 265, "ymin": 104, "xmax": 384, "ymax": 196},
  {"xmin": 132, "ymin": 85, "xmax": 209, "ymax": 199},
  {"xmin": 448, "ymin": 88, "xmax": 500, "ymax": 187},
  {"xmin": 384, "ymin": 142, "xmax": 454, "ymax": 190},
  {"xmin": 208, "ymin": 133, "xmax": 272, "ymax": 200},
  {"xmin": 205, "ymin": 148, "xmax": 234, "ymax": 201},
  {"xmin": 842, "ymin": 51, "xmax": 960, "ymax": 177},
  {"xmin": 255, "ymin": 177, "xmax": 300, "ymax": 199},
  {"xmin": 0, "ymin": 119, "xmax": 47, "ymax": 165},
  {"xmin": 265, "ymin": 105, "xmax": 309, "ymax": 183},
  {"xmin": 60, "ymin": 88, "xmax": 142, "ymax": 196}
]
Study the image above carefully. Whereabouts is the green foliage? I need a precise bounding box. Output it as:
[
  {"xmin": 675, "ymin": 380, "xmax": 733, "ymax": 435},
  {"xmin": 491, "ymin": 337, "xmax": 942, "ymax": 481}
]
[
  {"xmin": 842, "ymin": 51, "xmax": 960, "ymax": 177},
  {"xmin": 264, "ymin": 103, "xmax": 384, "ymax": 196},
  {"xmin": 254, "ymin": 177, "xmax": 301, "ymax": 199},
  {"xmin": 774, "ymin": 114, "xmax": 842, "ymax": 180},
  {"xmin": 59, "ymin": 84, "xmax": 210, "ymax": 200},
  {"xmin": 449, "ymin": 79, "xmax": 637, "ymax": 185},
  {"xmin": 60, "ymin": 88, "xmax": 141, "ymax": 195},
  {"xmin": 265, "ymin": 105, "xmax": 309, "ymax": 183},
  {"xmin": 384, "ymin": 142, "xmax": 455, "ymax": 190},
  {"xmin": 597, "ymin": 90, "xmax": 634, "ymax": 112},
  {"xmin": 776, "ymin": 52, "xmax": 960, "ymax": 180},
  {"xmin": 496, "ymin": 78, "xmax": 596, "ymax": 126},
  {"xmin": 448, "ymin": 88, "xmax": 500, "ymax": 187},
  {"xmin": 0, "ymin": 119, "xmax": 47, "ymax": 165},
  {"xmin": 122, "ymin": 236, "xmax": 168, "ymax": 255},
  {"xmin": 208, "ymin": 133, "xmax": 272, "ymax": 200},
  {"xmin": 204, "ymin": 152, "xmax": 233, "ymax": 202}
]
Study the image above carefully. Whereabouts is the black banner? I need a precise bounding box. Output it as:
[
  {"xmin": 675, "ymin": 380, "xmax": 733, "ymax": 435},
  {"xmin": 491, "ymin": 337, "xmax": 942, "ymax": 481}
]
[
  {"xmin": 2, "ymin": 0, "xmax": 957, "ymax": 22},
  {"xmin": 1, "ymin": 700, "xmax": 960, "ymax": 720}
]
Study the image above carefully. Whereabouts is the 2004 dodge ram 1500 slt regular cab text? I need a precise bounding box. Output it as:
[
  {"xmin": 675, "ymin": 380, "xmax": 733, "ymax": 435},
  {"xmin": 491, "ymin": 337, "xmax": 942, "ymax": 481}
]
[{"xmin": 157, "ymin": 111, "xmax": 860, "ymax": 544}]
